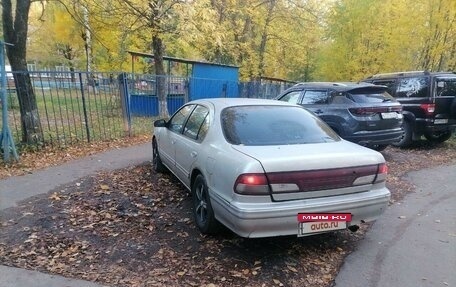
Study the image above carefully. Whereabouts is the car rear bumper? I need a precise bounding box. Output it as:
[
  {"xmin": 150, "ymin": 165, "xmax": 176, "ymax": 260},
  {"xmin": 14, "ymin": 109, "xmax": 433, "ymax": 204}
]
[
  {"xmin": 345, "ymin": 128, "xmax": 404, "ymax": 146},
  {"xmin": 211, "ymin": 186, "xmax": 391, "ymax": 238},
  {"xmin": 416, "ymin": 120, "xmax": 456, "ymax": 134}
]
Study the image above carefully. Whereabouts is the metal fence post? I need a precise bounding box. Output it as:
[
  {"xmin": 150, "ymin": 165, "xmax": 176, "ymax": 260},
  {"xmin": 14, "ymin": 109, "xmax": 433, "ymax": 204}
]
[
  {"xmin": 0, "ymin": 40, "xmax": 19, "ymax": 162},
  {"xmin": 78, "ymin": 72, "xmax": 91, "ymax": 142},
  {"xmin": 118, "ymin": 72, "xmax": 131, "ymax": 136}
]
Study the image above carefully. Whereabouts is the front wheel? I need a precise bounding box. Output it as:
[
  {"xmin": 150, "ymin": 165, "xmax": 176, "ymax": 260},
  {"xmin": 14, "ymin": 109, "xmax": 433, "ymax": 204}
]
[
  {"xmin": 192, "ymin": 174, "xmax": 220, "ymax": 234},
  {"xmin": 152, "ymin": 139, "xmax": 166, "ymax": 173},
  {"xmin": 424, "ymin": 130, "xmax": 452, "ymax": 144},
  {"xmin": 391, "ymin": 120, "xmax": 413, "ymax": 147}
]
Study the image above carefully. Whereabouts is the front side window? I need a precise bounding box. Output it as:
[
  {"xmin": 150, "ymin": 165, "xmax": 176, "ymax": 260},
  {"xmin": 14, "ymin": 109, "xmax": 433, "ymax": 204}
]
[
  {"xmin": 396, "ymin": 77, "xmax": 429, "ymax": 98},
  {"xmin": 221, "ymin": 106, "xmax": 339, "ymax": 146},
  {"xmin": 301, "ymin": 90, "xmax": 329, "ymax": 104},
  {"xmin": 279, "ymin": 91, "xmax": 301, "ymax": 104},
  {"xmin": 183, "ymin": 105, "xmax": 209, "ymax": 141},
  {"xmin": 168, "ymin": 104, "xmax": 195, "ymax": 133}
]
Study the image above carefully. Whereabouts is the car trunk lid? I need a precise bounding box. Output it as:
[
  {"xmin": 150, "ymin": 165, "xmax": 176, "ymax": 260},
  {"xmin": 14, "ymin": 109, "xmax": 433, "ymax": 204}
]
[{"xmin": 232, "ymin": 141, "xmax": 386, "ymax": 201}]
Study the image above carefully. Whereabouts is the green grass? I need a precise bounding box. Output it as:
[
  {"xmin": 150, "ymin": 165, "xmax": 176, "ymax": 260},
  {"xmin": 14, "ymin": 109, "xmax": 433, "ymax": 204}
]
[{"xmin": 1, "ymin": 86, "xmax": 156, "ymax": 150}]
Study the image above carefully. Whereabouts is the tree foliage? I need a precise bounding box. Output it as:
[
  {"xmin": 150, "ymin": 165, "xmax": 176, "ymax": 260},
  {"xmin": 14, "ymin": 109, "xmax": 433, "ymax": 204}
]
[
  {"xmin": 315, "ymin": 0, "xmax": 456, "ymax": 81},
  {"xmin": 19, "ymin": 0, "xmax": 456, "ymax": 83}
]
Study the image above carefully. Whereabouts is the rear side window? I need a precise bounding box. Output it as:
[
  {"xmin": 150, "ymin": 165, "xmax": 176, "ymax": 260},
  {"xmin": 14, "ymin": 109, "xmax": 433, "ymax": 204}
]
[
  {"xmin": 279, "ymin": 91, "xmax": 301, "ymax": 104},
  {"xmin": 396, "ymin": 77, "xmax": 429, "ymax": 98},
  {"xmin": 302, "ymin": 90, "xmax": 329, "ymax": 104},
  {"xmin": 221, "ymin": 106, "xmax": 339, "ymax": 146}
]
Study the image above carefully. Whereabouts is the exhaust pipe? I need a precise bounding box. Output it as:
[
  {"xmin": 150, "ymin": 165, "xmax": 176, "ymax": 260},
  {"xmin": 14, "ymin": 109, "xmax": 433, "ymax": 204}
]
[{"xmin": 348, "ymin": 225, "xmax": 360, "ymax": 232}]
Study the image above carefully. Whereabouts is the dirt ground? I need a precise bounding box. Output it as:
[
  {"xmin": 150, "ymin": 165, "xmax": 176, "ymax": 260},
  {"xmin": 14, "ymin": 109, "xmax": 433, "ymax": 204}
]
[{"xmin": 0, "ymin": 140, "xmax": 455, "ymax": 287}]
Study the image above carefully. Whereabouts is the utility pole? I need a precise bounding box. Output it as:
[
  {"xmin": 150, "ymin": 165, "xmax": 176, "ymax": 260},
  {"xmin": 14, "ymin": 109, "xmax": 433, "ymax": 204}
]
[{"xmin": 0, "ymin": 40, "xmax": 19, "ymax": 162}]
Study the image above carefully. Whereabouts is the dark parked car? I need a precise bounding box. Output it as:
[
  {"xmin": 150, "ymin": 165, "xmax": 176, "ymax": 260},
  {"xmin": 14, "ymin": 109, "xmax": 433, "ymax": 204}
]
[
  {"xmin": 363, "ymin": 71, "xmax": 456, "ymax": 147},
  {"xmin": 276, "ymin": 82, "xmax": 403, "ymax": 151}
]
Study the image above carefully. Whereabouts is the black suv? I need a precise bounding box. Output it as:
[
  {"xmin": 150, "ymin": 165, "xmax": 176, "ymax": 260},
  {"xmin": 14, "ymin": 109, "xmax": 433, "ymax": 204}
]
[
  {"xmin": 276, "ymin": 82, "xmax": 403, "ymax": 151},
  {"xmin": 363, "ymin": 71, "xmax": 456, "ymax": 147}
]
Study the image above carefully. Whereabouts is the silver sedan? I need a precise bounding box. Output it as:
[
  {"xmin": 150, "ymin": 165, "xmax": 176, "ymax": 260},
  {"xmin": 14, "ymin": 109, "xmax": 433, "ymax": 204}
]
[{"xmin": 152, "ymin": 98, "xmax": 390, "ymax": 238}]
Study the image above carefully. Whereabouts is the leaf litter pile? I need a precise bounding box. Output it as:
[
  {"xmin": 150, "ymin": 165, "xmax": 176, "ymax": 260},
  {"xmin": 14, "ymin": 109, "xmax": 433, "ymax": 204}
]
[{"xmin": 0, "ymin": 140, "xmax": 455, "ymax": 287}]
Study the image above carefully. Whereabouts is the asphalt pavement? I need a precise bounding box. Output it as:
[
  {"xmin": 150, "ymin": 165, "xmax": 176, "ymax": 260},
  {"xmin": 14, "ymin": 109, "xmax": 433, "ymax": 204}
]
[
  {"xmin": 0, "ymin": 142, "xmax": 152, "ymax": 287},
  {"xmin": 1, "ymin": 143, "xmax": 455, "ymax": 287},
  {"xmin": 335, "ymin": 163, "xmax": 456, "ymax": 287},
  {"xmin": 0, "ymin": 143, "xmax": 151, "ymax": 210}
]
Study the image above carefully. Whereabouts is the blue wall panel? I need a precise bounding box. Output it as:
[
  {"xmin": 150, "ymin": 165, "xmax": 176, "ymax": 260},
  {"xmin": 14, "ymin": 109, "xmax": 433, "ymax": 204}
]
[
  {"xmin": 190, "ymin": 64, "xmax": 239, "ymax": 100},
  {"xmin": 129, "ymin": 94, "xmax": 185, "ymax": 116}
]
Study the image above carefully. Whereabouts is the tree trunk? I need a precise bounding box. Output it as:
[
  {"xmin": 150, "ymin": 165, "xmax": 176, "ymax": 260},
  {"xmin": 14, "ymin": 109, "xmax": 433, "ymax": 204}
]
[
  {"xmin": 152, "ymin": 35, "xmax": 169, "ymax": 118},
  {"xmin": 258, "ymin": 0, "xmax": 276, "ymax": 78},
  {"xmin": 2, "ymin": 0, "xmax": 43, "ymax": 143},
  {"xmin": 82, "ymin": 4, "xmax": 93, "ymax": 73}
]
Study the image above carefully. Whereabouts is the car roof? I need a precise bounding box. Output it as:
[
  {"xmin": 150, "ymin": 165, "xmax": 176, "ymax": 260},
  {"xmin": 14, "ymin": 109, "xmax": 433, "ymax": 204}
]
[
  {"xmin": 289, "ymin": 82, "xmax": 381, "ymax": 92},
  {"xmin": 365, "ymin": 71, "xmax": 456, "ymax": 79},
  {"xmin": 189, "ymin": 98, "xmax": 296, "ymax": 109}
]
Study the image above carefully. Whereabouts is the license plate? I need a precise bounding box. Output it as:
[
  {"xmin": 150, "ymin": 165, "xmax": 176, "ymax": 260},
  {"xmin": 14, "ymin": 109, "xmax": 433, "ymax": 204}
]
[
  {"xmin": 298, "ymin": 221, "xmax": 347, "ymax": 237},
  {"xmin": 381, "ymin": 112, "xmax": 398, "ymax": 119},
  {"xmin": 434, "ymin": 119, "xmax": 448, "ymax": 124}
]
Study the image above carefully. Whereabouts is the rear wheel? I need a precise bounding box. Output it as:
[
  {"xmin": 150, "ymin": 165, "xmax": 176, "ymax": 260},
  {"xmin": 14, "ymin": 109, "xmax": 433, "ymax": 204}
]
[
  {"xmin": 424, "ymin": 130, "xmax": 452, "ymax": 144},
  {"xmin": 192, "ymin": 174, "xmax": 220, "ymax": 234},
  {"xmin": 152, "ymin": 139, "xmax": 166, "ymax": 173},
  {"xmin": 391, "ymin": 120, "xmax": 413, "ymax": 147}
]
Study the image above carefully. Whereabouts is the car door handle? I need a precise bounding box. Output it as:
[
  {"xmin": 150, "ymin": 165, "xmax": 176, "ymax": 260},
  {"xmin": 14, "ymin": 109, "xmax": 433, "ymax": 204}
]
[
  {"xmin": 314, "ymin": 109, "xmax": 323, "ymax": 114},
  {"xmin": 171, "ymin": 140, "xmax": 176, "ymax": 144},
  {"xmin": 190, "ymin": 151, "xmax": 198, "ymax": 158}
]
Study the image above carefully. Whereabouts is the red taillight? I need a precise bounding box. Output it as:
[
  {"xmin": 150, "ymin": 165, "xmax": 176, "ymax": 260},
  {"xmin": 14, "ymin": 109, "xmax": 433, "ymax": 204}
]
[
  {"xmin": 267, "ymin": 165, "xmax": 379, "ymax": 192},
  {"xmin": 234, "ymin": 174, "xmax": 270, "ymax": 195},
  {"xmin": 349, "ymin": 107, "xmax": 378, "ymax": 116},
  {"xmin": 420, "ymin": 103, "xmax": 435, "ymax": 115},
  {"xmin": 349, "ymin": 106, "xmax": 402, "ymax": 116},
  {"xmin": 374, "ymin": 163, "xmax": 388, "ymax": 183}
]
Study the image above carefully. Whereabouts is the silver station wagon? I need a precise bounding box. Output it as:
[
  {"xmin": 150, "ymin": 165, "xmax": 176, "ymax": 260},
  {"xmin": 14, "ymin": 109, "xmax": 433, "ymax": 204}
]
[{"xmin": 152, "ymin": 98, "xmax": 390, "ymax": 238}]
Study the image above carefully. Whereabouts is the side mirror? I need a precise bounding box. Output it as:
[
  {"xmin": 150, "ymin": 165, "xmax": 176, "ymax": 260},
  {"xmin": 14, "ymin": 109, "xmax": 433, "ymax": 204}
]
[
  {"xmin": 154, "ymin": 119, "xmax": 167, "ymax": 127},
  {"xmin": 437, "ymin": 81, "xmax": 445, "ymax": 88}
]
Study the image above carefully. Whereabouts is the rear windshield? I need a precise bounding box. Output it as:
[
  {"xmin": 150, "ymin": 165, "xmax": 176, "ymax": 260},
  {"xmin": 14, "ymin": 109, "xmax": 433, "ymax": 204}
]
[
  {"xmin": 221, "ymin": 106, "xmax": 340, "ymax": 145},
  {"xmin": 348, "ymin": 91, "xmax": 395, "ymax": 103},
  {"xmin": 435, "ymin": 77, "xmax": 456, "ymax": 97}
]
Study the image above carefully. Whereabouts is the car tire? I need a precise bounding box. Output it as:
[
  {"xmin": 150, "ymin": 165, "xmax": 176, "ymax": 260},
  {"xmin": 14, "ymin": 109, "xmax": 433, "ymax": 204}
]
[
  {"xmin": 424, "ymin": 130, "xmax": 452, "ymax": 144},
  {"xmin": 391, "ymin": 120, "xmax": 413, "ymax": 147},
  {"xmin": 192, "ymin": 174, "xmax": 220, "ymax": 234},
  {"xmin": 152, "ymin": 139, "xmax": 166, "ymax": 173},
  {"xmin": 371, "ymin": 144, "xmax": 388, "ymax": 151}
]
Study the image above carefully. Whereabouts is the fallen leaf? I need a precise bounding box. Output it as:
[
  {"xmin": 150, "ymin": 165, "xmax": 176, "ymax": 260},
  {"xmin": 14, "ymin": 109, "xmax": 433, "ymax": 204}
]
[
  {"xmin": 287, "ymin": 266, "xmax": 298, "ymax": 273},
  {"xmin": 49, "ymin": 192, "xmax": 61, "ymax": 201},
  {"xmin": 273, "ymin": 279, "xmax": 283, "ymax": 286}
]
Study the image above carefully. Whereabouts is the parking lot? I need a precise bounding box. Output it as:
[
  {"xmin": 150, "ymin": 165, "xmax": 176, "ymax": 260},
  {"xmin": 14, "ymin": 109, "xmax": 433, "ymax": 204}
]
[{"xmin": 1, "ymin": 139, "xmax": 455, "ymax": 287}]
